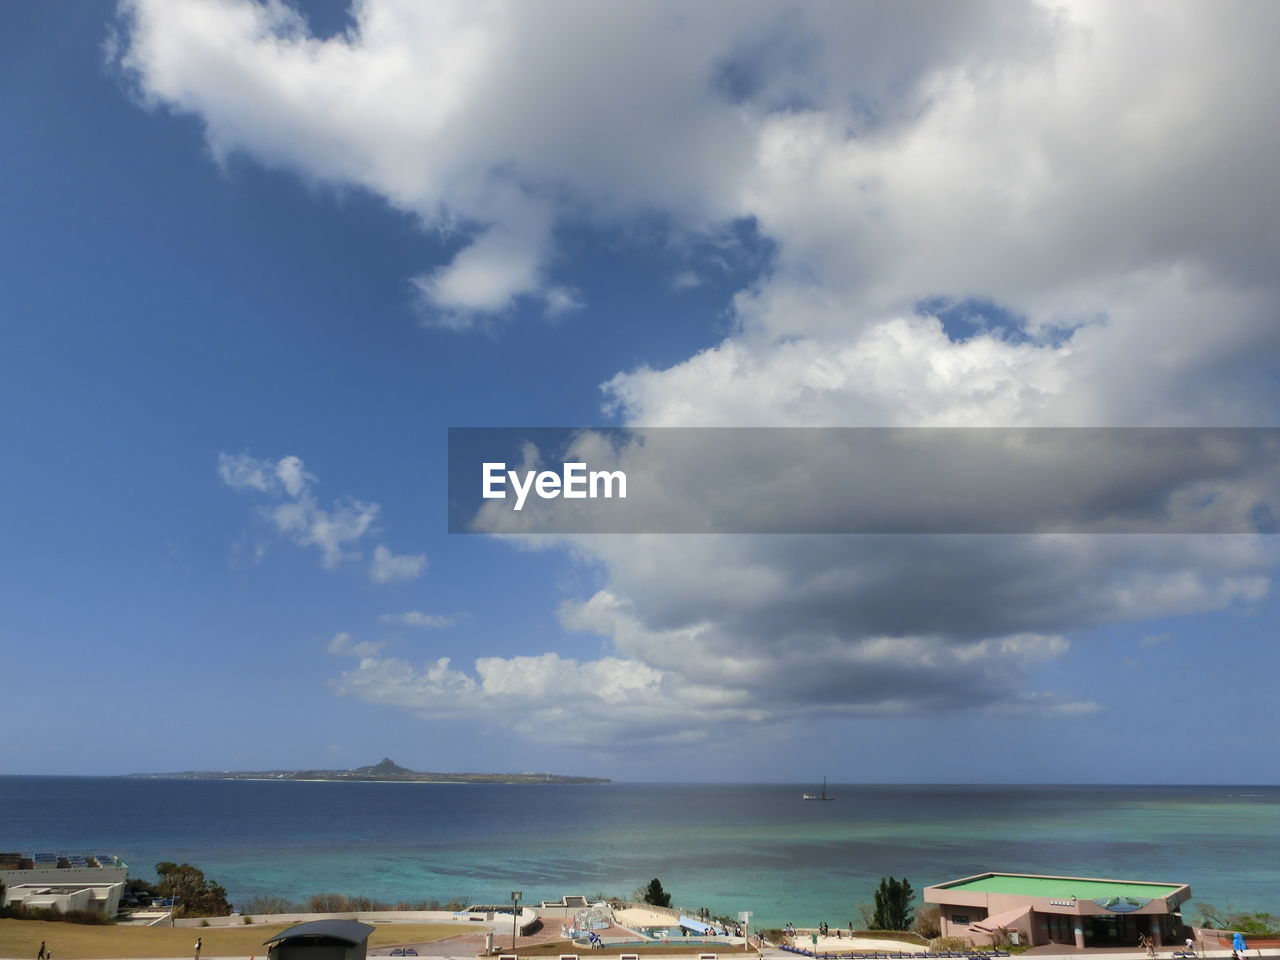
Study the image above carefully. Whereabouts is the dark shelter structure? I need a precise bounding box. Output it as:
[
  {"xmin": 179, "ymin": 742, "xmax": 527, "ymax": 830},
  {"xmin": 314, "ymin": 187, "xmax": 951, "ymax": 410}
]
[{"xmin": 265, "ymin": 920, "xmax": 376, "ymax": 960}]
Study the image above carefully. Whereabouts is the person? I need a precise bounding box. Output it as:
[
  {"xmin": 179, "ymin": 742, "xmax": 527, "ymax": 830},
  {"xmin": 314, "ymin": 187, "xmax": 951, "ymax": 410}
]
[
  {"xmin": 1186, "ymin": 938, "xmax": 1195, "ymax": 956},
  {"xmin": 195, "ymin": 937, "xmax": 202, "ymax": 960},
  {"xmin": 37, "ymin": 943, "xmax": 47, "ymax": 960}
]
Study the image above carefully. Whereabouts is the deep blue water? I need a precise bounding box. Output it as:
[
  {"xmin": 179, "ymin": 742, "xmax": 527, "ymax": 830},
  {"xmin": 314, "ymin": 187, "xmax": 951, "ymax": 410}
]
[{"xmin": 2, "ymin": 778, "xmax": 1277, "ymax": 927}]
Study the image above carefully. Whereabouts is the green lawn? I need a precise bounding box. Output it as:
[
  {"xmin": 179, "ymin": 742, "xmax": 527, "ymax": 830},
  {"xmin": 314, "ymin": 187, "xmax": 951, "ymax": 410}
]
[{"xmin": 0, "ymin": 919, "xmax": 471, "ymax": 959}]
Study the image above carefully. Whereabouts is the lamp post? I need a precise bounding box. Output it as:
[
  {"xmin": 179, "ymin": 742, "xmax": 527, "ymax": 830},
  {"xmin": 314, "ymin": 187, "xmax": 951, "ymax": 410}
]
[{"xmin": 512, "ymin": 891, "xmax": 523, "ymax": 950}]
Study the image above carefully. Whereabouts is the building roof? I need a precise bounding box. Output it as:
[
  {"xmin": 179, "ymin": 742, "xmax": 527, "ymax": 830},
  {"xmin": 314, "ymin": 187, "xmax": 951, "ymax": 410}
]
[
  {"xmin": 263, "ymin": 920, "xmax": 376, "ymax": 946},
  {"xmin": 939, "ymin": 874, "xmax": 1182, "ymax": 900},
  {"xmin": 0, "ymin": 853, "xmax": 123, "ymax": 870}
]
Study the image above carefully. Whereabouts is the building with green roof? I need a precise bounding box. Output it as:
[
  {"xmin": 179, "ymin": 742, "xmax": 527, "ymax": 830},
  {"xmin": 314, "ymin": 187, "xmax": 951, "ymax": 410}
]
[{"xmin": 924, "ymin": 872, "xmax": 1191, "ymax": 949}]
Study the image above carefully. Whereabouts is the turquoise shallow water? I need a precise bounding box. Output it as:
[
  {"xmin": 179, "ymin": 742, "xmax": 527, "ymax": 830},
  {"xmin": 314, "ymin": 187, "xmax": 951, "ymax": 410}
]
[{"xmin": 1, "ymin": 778, "xmax": 1276, "ymax": 928}]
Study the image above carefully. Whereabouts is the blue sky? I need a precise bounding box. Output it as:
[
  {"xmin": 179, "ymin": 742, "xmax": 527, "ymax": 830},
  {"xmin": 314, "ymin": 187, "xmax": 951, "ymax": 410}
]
[{"xmin": 3, "ymin": 1, "xmax": 1278, "ymax": 782}]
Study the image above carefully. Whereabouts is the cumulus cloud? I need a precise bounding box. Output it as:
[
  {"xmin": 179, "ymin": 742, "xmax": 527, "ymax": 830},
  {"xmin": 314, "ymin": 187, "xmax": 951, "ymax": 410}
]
[
  {"xmin": 463, "ymin": 427, "xmax": 1280, "ymax": 535},
  {"xmin": 134, "ymin": 2, "xmax": 1280, "ymax": 747},
  {"xmin": 330, "ymin": 648, "xmax": 765, "ymax": 746},
  {"xmin": 218, "ymin": 452, "xmax": 424, "ymax": 579}
]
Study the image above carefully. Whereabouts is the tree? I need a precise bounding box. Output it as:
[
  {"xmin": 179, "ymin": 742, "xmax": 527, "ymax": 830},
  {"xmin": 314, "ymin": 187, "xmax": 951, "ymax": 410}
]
[
  {"xmin": 154, "ymin": 862, "xmax": 231, "ymax": 918},
  {"xmin": 639, "ymin": 878, "xmax": 672, "ymax": 908},
  {"xmin": 854, "ymin": 902, "xmax": 875, "ymax": 929},
  {"xmin": 1193, "ymin": 903, "xmax": 1224, "ymax": 928},
  {"xmin": 872, "ymin": 877, "xmax": 915, "ymax": 932}
]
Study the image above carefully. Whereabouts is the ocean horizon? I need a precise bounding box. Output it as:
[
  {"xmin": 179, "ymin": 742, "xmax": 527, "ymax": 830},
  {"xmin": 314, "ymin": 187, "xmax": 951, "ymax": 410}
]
[{"xmin": 2, "ymin": 777, "xmax": 1276, "ymax": 928}]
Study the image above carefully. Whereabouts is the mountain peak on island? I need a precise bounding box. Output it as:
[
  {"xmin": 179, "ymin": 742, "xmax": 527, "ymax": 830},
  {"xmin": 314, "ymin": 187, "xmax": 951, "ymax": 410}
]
[
  {"xmin": 123, "ymin": 761, "xmax": 609, "ymax": 784},
  {"xmin": 357, "ymin": 757, "xmax": 414, "ymax": 775}
]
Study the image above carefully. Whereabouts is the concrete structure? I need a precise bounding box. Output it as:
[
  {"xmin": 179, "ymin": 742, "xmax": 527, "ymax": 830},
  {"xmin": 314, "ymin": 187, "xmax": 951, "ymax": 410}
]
[
  {"xmin": 265, "ymin": 919, "xmax": 375, "ymax": 960},
  {"xmin": 0, "ymin": 852, "xmax": 128, "ymax": 916},
  {"xmin": 924, "ymin": 873, "xmax": 1191, "ymax": 949},
  {"xmin": 0, "ymin": 852, "xmax": 128, "ymax": 889},
  {"xmin": 533, "ymin": 896, "xmax": 591, "ymax": 922},
  {"xmin": 3, "ymin": 880, "xmax": 126, "ymax": 916}
]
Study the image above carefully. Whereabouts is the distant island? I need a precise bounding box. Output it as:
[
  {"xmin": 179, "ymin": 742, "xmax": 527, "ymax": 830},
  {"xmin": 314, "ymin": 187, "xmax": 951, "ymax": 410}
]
[{"xmin": 124, "ymin": 757, "xmax": 611, "ymax": 784}]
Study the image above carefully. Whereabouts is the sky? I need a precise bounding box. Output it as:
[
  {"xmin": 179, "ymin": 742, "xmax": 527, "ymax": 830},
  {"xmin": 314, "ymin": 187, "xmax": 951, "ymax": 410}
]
[{"xmin": 2, "ymin": 0, "xmax": 1279, "ymax": 782}]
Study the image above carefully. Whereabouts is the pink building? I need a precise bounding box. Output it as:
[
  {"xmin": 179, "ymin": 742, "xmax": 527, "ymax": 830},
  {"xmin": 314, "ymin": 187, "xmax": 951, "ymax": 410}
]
[{"xmin": 924, "ymin": 872, "xmax": 1191, "ymax": 949}]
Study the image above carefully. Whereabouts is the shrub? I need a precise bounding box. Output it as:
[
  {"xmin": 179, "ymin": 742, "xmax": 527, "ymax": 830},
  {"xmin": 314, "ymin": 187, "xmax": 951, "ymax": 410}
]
[
  {"xmin": 914, "ymin": 905, "xmax": 942, "ymax": 940},
  {"xmin": 241, "ymin": 893, "xmax": 303, "ymax": 915},
  {"xmin": 0, "ymin": 903, "xmax": 114, "ymax": 924}
]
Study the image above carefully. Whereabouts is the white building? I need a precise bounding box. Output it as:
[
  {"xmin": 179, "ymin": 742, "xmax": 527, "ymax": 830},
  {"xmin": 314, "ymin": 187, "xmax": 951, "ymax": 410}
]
[
  {"xmin": 0, "ymin": 853, "xmax": 129, "ymax": 916},
  {"xmin": 3, "ymin": 881, "xmax": 126, "ymax": 916}
]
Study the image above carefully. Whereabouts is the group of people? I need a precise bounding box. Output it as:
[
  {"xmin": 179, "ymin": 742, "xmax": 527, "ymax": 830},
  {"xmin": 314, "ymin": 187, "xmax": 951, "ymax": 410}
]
[
  {"xmin": 1140, "ymin": 933, "xmax": 1202, "ymax": 958},
  {"xmin": 810, "ymin": 922, "xmax": 855, "ymax": 939}
]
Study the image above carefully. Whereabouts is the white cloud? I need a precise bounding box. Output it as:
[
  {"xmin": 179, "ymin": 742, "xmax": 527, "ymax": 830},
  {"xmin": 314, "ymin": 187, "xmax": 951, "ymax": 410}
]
[
  {"xmin": 670, "ymin": 271, "xmax": 701, "ymax": 291},
  {"xmin": 137, "ymin": 3, "xmax": 1280, "ymax": 748},
  {"xmin": 542, "ymin": 285, "xmax": 583, "ymax": 318},
  {"xmin": 327, "ymin": 631, "xmax": 386, "ymax": 658},
  {"xmin": 217, "ymin": 450, "xmax": 276, "ymax": 492},
  {"xmin": 331, "ymin": 647, "xmax": 767, "ymax": 746},
  {"xmin": 218, "ymin": 452, "xmax": 424, "ymax": 580},
  {"xmin": 411, "ymin": 204, "xmax": 552, "ymax": 320},
  {"xmin": 369, "ymin": 545, "xmax": 427, "ymax": 583},
  {"xmin": 378, "ymin": 611, "xmax": 461, "ymax": 629}
]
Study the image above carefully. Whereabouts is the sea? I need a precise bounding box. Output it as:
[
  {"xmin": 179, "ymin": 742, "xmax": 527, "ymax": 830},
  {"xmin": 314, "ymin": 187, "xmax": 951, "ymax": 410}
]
[{"xmin": 1, "ymin": 778, "xmax": 1277, "ymax": 928}]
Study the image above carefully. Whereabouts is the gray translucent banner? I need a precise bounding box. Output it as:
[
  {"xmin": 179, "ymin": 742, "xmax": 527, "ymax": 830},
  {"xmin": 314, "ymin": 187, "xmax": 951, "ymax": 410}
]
[{"xmin": 447, "ymin": 427, "xmax": 1280, "ymax": 534}]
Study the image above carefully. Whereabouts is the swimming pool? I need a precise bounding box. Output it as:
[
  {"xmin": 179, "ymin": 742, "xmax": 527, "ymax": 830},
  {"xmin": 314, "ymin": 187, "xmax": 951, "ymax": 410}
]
[{"xmin": 576, "ymin": 939, "xmax": 729, "ymax": 948}]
